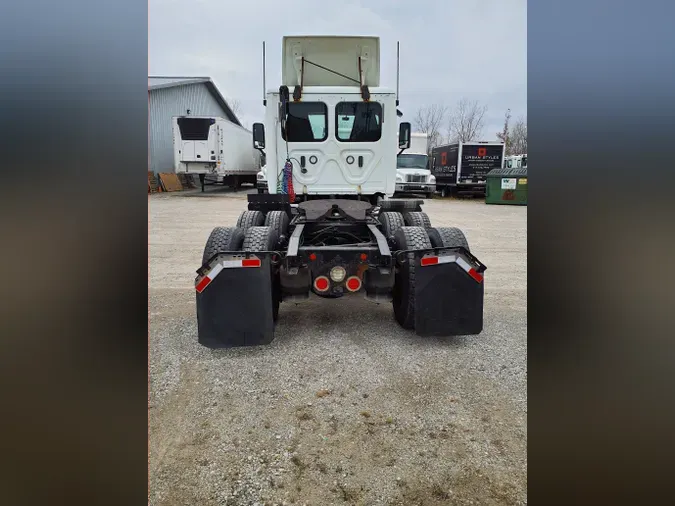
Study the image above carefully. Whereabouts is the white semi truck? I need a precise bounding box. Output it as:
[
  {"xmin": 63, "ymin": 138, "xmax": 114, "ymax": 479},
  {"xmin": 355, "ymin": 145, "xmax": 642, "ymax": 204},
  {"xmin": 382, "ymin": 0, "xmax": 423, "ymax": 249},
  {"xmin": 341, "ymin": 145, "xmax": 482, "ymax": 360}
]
[
  {"xmin": 395, "ymin": 132, "xmax": 436, "ymax": 198},
  {"xmin": 194, "ymin": 36, "xmax": 487, "ymax": 348},
  {"xmin": 172, "ymin": 115, "xmax": 260, "ymax": 191},
  {"xmin": 505, "ymin": 154, "xmax": 527, "ymax": 168}
]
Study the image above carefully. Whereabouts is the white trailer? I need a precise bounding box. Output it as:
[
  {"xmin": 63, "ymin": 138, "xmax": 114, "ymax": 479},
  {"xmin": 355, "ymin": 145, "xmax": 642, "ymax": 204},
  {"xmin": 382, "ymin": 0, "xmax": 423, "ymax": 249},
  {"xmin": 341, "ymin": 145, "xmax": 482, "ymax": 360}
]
[
  {"xmin": 172, "ymin": 115, "xmax": 260, "ymax": 191},
  {"xmin": 395, "ymin": 132, "xmax": 436, "ymax": 198}
]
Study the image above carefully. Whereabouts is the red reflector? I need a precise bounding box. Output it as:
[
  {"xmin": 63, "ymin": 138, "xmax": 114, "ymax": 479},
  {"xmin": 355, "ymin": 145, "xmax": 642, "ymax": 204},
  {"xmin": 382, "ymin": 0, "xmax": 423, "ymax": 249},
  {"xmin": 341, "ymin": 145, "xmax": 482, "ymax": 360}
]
[
  {"xmin": 420, "ymin": 256, "xmax": 439, "ymax": 266},
  {"xmin": 309, "ymin": 253, "xmax": 317, "ymax": 261},
  {"xmin": 314, "ymin": 276, "xmax": 329, "ymax": 291},
  {"xmin": 346, "ymin": 276, "xmax": 361, "ymax": 292},
  {"xmin": 360, "ymin": 253, "xmax": 367, "ymax": 261},
  {"xmin": 195, "ymin": 276, "xmax": 212, "ymax": 293},
  {"xmin": 468, "ymin": 268, "xmax": 484, "ymax": 283},
  {"xmin": 242, "ymin": 258, "xmax": 261, "ymax": 268}
]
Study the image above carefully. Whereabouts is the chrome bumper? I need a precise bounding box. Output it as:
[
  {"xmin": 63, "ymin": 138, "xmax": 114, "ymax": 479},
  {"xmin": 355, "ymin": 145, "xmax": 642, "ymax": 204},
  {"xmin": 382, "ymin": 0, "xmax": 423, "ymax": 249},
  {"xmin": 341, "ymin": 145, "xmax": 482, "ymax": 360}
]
[{"xmin": 395, "ymin": 182, "xmax": 436, "ymax": 193}]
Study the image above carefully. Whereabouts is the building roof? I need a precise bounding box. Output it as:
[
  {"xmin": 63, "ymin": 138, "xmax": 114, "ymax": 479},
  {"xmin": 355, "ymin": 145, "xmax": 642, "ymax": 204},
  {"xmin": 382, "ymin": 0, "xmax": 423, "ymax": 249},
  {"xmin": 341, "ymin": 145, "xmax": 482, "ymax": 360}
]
[{"xmin": 148, "ymin": 76, "xmax": 241, "ymax": 126}]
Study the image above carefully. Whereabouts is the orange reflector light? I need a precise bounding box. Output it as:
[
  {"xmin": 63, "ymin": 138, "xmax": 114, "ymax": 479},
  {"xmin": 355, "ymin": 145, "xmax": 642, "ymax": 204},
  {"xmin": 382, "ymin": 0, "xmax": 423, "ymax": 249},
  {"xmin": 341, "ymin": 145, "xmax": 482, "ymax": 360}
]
[
  {"xmin": 309, "ymin": 253, "xmax": 317, "ymax": 261},
  {"xmin": 314, "ymin": 276, "xmax": 330, "ymax": 292},
  {"xmin": 420, "ymin": 256, "xmax": 439, "ymax": 266},
  {"xmin": 345, "ymin": 276, "xmax": 362, "ymax": 292},
  {"xmin": 360, "ymin": 253, "xmax": 367, "ymax": 261}
]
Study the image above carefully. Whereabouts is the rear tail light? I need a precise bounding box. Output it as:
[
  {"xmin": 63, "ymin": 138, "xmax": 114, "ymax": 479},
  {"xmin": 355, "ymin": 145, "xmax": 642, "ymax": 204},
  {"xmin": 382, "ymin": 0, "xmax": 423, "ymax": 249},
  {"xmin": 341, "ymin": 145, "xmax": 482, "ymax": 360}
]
[
  {"xmin": 313, "ymin": 276, "xmax": 330, "ymax": 292},
  {"xmin": 345, "ymin": 276, "xmax": 362, "ymax": 292}
]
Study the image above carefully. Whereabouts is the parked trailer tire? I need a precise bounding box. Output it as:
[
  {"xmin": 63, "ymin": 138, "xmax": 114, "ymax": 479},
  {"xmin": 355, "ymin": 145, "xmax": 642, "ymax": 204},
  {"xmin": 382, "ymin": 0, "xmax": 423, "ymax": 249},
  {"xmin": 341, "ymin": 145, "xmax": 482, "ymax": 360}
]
[
  {"xmin": 392, "ymin": 226, "xmax": 432, "ymax": 329},
  {"xmin": 427, "ymin": 226, "xmax": 470, "ymax": 252},
  {"xmin": 243, "ymin": 226, "xmax": 281, "ymax": 321},
  {"xmin": 264, "ymin": 210, "xmax": 290, "ymax": 242},
  {"xmin": 201, "ymin": 226, "xmax": 245, "ymax": 265},
  {"xmin": 403, "ymin": 211, "xmax": 431, "ymax": 228},
  {"xmin": 379, "ymin": 211, "xmax": 405, "ymax": 240},
  {"xmin": 236, "ymin": 210, "xmax": 265, "ymax": 232}
]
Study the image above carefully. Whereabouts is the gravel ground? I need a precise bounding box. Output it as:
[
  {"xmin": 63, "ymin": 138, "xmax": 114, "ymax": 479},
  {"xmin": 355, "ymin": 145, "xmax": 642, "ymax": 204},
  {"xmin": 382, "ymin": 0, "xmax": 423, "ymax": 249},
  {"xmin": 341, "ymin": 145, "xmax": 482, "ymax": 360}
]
[{"xmin": 149, "ymin": 186, "xmax": 527, "ymax": 506}]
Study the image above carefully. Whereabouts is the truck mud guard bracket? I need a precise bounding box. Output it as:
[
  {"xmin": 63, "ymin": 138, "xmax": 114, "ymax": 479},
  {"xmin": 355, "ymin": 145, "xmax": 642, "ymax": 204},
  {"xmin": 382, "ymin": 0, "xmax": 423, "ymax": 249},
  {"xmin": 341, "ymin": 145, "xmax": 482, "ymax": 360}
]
[
  {"xmin": 195, "ymin": 251, "xmax": 282, "ymax": 348},
  {"xmin": 396, "ymin": 247, "xmax": 486, "ymax": 336}
]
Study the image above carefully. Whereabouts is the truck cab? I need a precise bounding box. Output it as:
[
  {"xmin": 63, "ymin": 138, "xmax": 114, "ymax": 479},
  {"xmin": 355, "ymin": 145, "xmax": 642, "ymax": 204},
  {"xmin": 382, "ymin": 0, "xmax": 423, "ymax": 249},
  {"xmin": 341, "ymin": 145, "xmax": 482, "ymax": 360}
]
[
  {"xmin": 252, "ymin": 36, "xmax": 401, "ymax": 201},
  {"xmin": 395, "ymin": 132, "xmax": 436, "ymax": 198}
]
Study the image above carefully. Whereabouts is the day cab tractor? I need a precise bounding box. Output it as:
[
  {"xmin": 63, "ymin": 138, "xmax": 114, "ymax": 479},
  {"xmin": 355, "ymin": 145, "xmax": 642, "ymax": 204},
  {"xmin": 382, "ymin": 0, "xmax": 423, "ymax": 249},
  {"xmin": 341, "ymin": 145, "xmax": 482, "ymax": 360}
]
[{"xmin": 194, "ymin": 36, "xmax": 486, "ymax": 347}]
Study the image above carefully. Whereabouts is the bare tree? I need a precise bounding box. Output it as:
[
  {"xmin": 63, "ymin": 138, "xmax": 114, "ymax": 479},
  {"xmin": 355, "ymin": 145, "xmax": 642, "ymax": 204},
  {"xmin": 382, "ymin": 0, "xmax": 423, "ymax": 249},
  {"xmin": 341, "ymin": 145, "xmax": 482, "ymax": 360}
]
[
  {"xmin": 447, "ymin": 98, "xmax": 488, "ymax": 142},
  {"xmin": 509, "ymin": 116, "xmax": 527, "ymax": 154},
  {"xmin": 496, "ymin": 108, "xmax": 511, "ymax": 151},
  {"xmin": 412, "ymin": 104, "xmax": 447, "ymax": 151},
  {"xmin": 227, "ymin": 98, "xmax": 243, "ymax": 117}
]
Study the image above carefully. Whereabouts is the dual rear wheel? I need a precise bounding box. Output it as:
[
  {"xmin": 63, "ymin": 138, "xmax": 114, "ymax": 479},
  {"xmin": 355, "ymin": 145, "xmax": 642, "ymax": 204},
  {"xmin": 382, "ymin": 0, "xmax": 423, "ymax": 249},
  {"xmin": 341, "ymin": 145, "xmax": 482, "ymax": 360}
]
[{"xmin": 382, "ymin": 210, "xmax": 470, "ymax": 329}]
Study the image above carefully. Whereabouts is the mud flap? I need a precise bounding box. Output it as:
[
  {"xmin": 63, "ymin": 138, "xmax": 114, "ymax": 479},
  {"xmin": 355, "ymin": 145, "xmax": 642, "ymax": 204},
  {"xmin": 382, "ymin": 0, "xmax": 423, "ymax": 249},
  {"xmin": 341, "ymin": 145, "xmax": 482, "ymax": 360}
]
[
  {"xmin": 196, "ymin": 253, "xmax": 276, "ymax": 348},
  {"xmin": 413, "ymin": 249, "xmax": 486, "ymax": 336}
]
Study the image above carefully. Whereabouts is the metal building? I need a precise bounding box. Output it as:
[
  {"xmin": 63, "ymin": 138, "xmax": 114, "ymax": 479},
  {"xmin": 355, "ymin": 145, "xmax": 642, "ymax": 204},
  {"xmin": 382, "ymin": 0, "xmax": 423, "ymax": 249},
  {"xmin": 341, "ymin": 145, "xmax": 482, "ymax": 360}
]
[{"xmin": 148, "ymin": 76, "xmax": 241, "ymax": 174}]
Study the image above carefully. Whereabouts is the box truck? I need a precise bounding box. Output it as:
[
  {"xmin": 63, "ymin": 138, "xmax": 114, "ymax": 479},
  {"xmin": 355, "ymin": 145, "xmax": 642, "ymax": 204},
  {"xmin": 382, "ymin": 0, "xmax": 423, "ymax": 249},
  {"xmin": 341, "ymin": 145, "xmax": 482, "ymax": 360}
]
[
  {"xmin": 431, "ymin": 141, "xmax": 505, "ymax": 197},
  {"xmin": 172, "ymin": 115, "xmax": 260, "ymax": 191},
  {"xmin": 395, "ymin": 132, "xmax": 435, "ymax": 198}
]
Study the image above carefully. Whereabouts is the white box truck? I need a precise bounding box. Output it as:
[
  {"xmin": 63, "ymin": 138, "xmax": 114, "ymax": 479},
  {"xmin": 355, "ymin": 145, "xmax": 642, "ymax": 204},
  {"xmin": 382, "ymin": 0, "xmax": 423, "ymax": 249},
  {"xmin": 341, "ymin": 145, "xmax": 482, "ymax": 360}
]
[
  {"xmin": 395, "ymin": 132, "xmax": 435, "ymax": 198},
  {"xmin": 431, "ymin": 141, "xmax": 505, "ymax": 197},
  {"xmin": 172, "ymin": 115, "xmax": 260, "ymax": 192}
]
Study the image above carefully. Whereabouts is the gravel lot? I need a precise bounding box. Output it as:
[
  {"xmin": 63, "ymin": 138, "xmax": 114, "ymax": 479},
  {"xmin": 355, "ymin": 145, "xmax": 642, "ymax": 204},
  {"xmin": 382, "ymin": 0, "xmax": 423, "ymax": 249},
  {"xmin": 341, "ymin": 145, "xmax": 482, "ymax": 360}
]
[{"xmin": 149, "ymin": 187, "xmax": 527, "ymax": 506}]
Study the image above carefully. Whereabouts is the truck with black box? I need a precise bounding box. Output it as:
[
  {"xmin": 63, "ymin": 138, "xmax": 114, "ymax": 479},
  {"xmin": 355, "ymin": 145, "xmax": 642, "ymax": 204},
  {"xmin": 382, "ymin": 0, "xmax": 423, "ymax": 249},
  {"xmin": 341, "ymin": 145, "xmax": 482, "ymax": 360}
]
[{"xmin": 431, "ymin": 141, "xmax": 505, "ymax": 197}]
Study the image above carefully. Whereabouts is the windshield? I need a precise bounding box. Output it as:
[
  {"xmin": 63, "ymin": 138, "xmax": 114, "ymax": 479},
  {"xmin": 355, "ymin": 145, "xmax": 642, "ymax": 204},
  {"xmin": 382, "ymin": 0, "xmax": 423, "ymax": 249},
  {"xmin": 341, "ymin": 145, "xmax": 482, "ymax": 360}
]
[{"xmin": 397, "ymin": 153, "xmax": 428, "ymax": 170}]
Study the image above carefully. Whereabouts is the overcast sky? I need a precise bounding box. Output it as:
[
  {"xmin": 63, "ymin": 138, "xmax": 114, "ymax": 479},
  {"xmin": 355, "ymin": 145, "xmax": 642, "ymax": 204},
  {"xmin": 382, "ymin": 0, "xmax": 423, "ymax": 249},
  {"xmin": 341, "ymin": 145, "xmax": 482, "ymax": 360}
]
[{"xmin": 149, "ymin": 0, "xmax": 526, "ymax": 141}]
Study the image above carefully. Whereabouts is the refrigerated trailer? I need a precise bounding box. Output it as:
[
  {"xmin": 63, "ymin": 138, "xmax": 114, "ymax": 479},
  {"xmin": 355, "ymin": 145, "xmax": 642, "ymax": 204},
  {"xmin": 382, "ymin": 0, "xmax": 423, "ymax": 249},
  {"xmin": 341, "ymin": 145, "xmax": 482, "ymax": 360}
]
[
  {"xmin": 431, "ymin": 141, "xmax": 505, "ymax": 197},
  {"xmin": 172, "ymin": 115, "xmax": 260, "ymax": 191},
  {"xmin": 194, "ymin": 36, "xmax": 486, "ymax": 348}
]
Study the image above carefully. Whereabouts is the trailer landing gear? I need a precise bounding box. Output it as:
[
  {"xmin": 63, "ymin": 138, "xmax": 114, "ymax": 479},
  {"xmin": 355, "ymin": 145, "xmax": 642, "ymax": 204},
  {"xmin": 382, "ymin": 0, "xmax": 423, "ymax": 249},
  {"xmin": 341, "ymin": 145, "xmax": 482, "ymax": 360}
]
[{"xmin": 199, "ymin": 174, "xmax": 205, "ymax": 193}]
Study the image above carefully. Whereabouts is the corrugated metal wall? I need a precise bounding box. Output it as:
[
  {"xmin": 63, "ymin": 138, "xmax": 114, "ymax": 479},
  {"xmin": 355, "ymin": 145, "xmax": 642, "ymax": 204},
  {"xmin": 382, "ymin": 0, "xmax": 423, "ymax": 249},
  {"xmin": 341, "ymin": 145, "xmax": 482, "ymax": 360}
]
[{"xmin": 149, "ymin": 83, "xmax": 230, "ymax": 173}]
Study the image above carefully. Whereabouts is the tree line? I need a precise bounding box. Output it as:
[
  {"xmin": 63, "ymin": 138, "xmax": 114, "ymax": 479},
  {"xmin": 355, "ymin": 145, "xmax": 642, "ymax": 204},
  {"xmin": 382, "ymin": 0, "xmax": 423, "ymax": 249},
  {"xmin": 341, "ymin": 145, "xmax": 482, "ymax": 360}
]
[{"xmin": 413, "ymin": 99, "xmax": 527, "ymax": 155}]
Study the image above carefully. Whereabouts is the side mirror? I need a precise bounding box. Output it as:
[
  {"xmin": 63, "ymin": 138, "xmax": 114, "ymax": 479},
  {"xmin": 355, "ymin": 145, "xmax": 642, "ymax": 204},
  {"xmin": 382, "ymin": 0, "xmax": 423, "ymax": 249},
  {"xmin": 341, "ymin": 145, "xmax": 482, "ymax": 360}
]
[
  {"xmin": 252, "ymin": 123, "xmax": 265, "ymax": 149},
  {"xmin": 398, "ymin": 122, "xmax": 411, "ymax": 149}
]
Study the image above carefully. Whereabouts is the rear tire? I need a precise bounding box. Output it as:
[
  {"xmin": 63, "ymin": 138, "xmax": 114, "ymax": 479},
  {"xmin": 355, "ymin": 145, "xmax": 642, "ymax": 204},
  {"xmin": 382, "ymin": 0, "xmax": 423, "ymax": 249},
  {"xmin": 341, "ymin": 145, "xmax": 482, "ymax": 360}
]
[
  {"xmin": 379, "ymin": 211, "xmax": 405, "ymax": 240},
  {"xmin": 236, "ymin": 210, "xmax": 265, "ymax": 231},
  {"xmin": 427, "ymin": 226, "xmax": 470, "ymax": 252},
  {"xmin": 403, "ymin": 211, "xmax": 431, "ymax": 228},
  {"xmin": 201, "ymin": 227, "xmax": 245, "ymax": 265},
  {"xmin": 243, "ymin": 226, "xmax": 281, "ymax": 321},
  {"xmin": 264, "ymin": 210, "xmax": 290, "ymax": 241},
  {"xmin": 392, "ymin": 226, "xmax": 432, "ymax": 329}
]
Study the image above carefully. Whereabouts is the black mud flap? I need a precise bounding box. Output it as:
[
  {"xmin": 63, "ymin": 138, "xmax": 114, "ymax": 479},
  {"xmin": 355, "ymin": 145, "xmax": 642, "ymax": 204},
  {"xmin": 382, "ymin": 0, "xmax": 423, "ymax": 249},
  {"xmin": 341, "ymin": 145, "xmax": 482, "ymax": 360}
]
[
  {"xmin": 195, "ymin": 252, "xmax": 277, "ymax": 348},
  {"xmin": 412, "ymin": 248, "xmax": 486, "ymax": 336}
]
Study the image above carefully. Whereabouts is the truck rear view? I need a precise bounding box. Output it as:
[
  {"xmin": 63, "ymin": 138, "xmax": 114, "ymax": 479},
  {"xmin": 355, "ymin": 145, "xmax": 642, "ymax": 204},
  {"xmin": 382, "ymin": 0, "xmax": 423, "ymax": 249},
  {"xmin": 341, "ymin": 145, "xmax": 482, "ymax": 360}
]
[{"xmin": 193, "ymin": 36, "xmax": 487, "ymax": 348}]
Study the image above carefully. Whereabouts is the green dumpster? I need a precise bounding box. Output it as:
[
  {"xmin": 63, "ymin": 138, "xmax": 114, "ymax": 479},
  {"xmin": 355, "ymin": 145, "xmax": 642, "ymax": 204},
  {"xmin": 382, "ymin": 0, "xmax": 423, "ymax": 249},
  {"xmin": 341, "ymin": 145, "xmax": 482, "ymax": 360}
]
[{"xmin": 485, "ymin": 168, "xmax": 527, "ymax": 205}]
